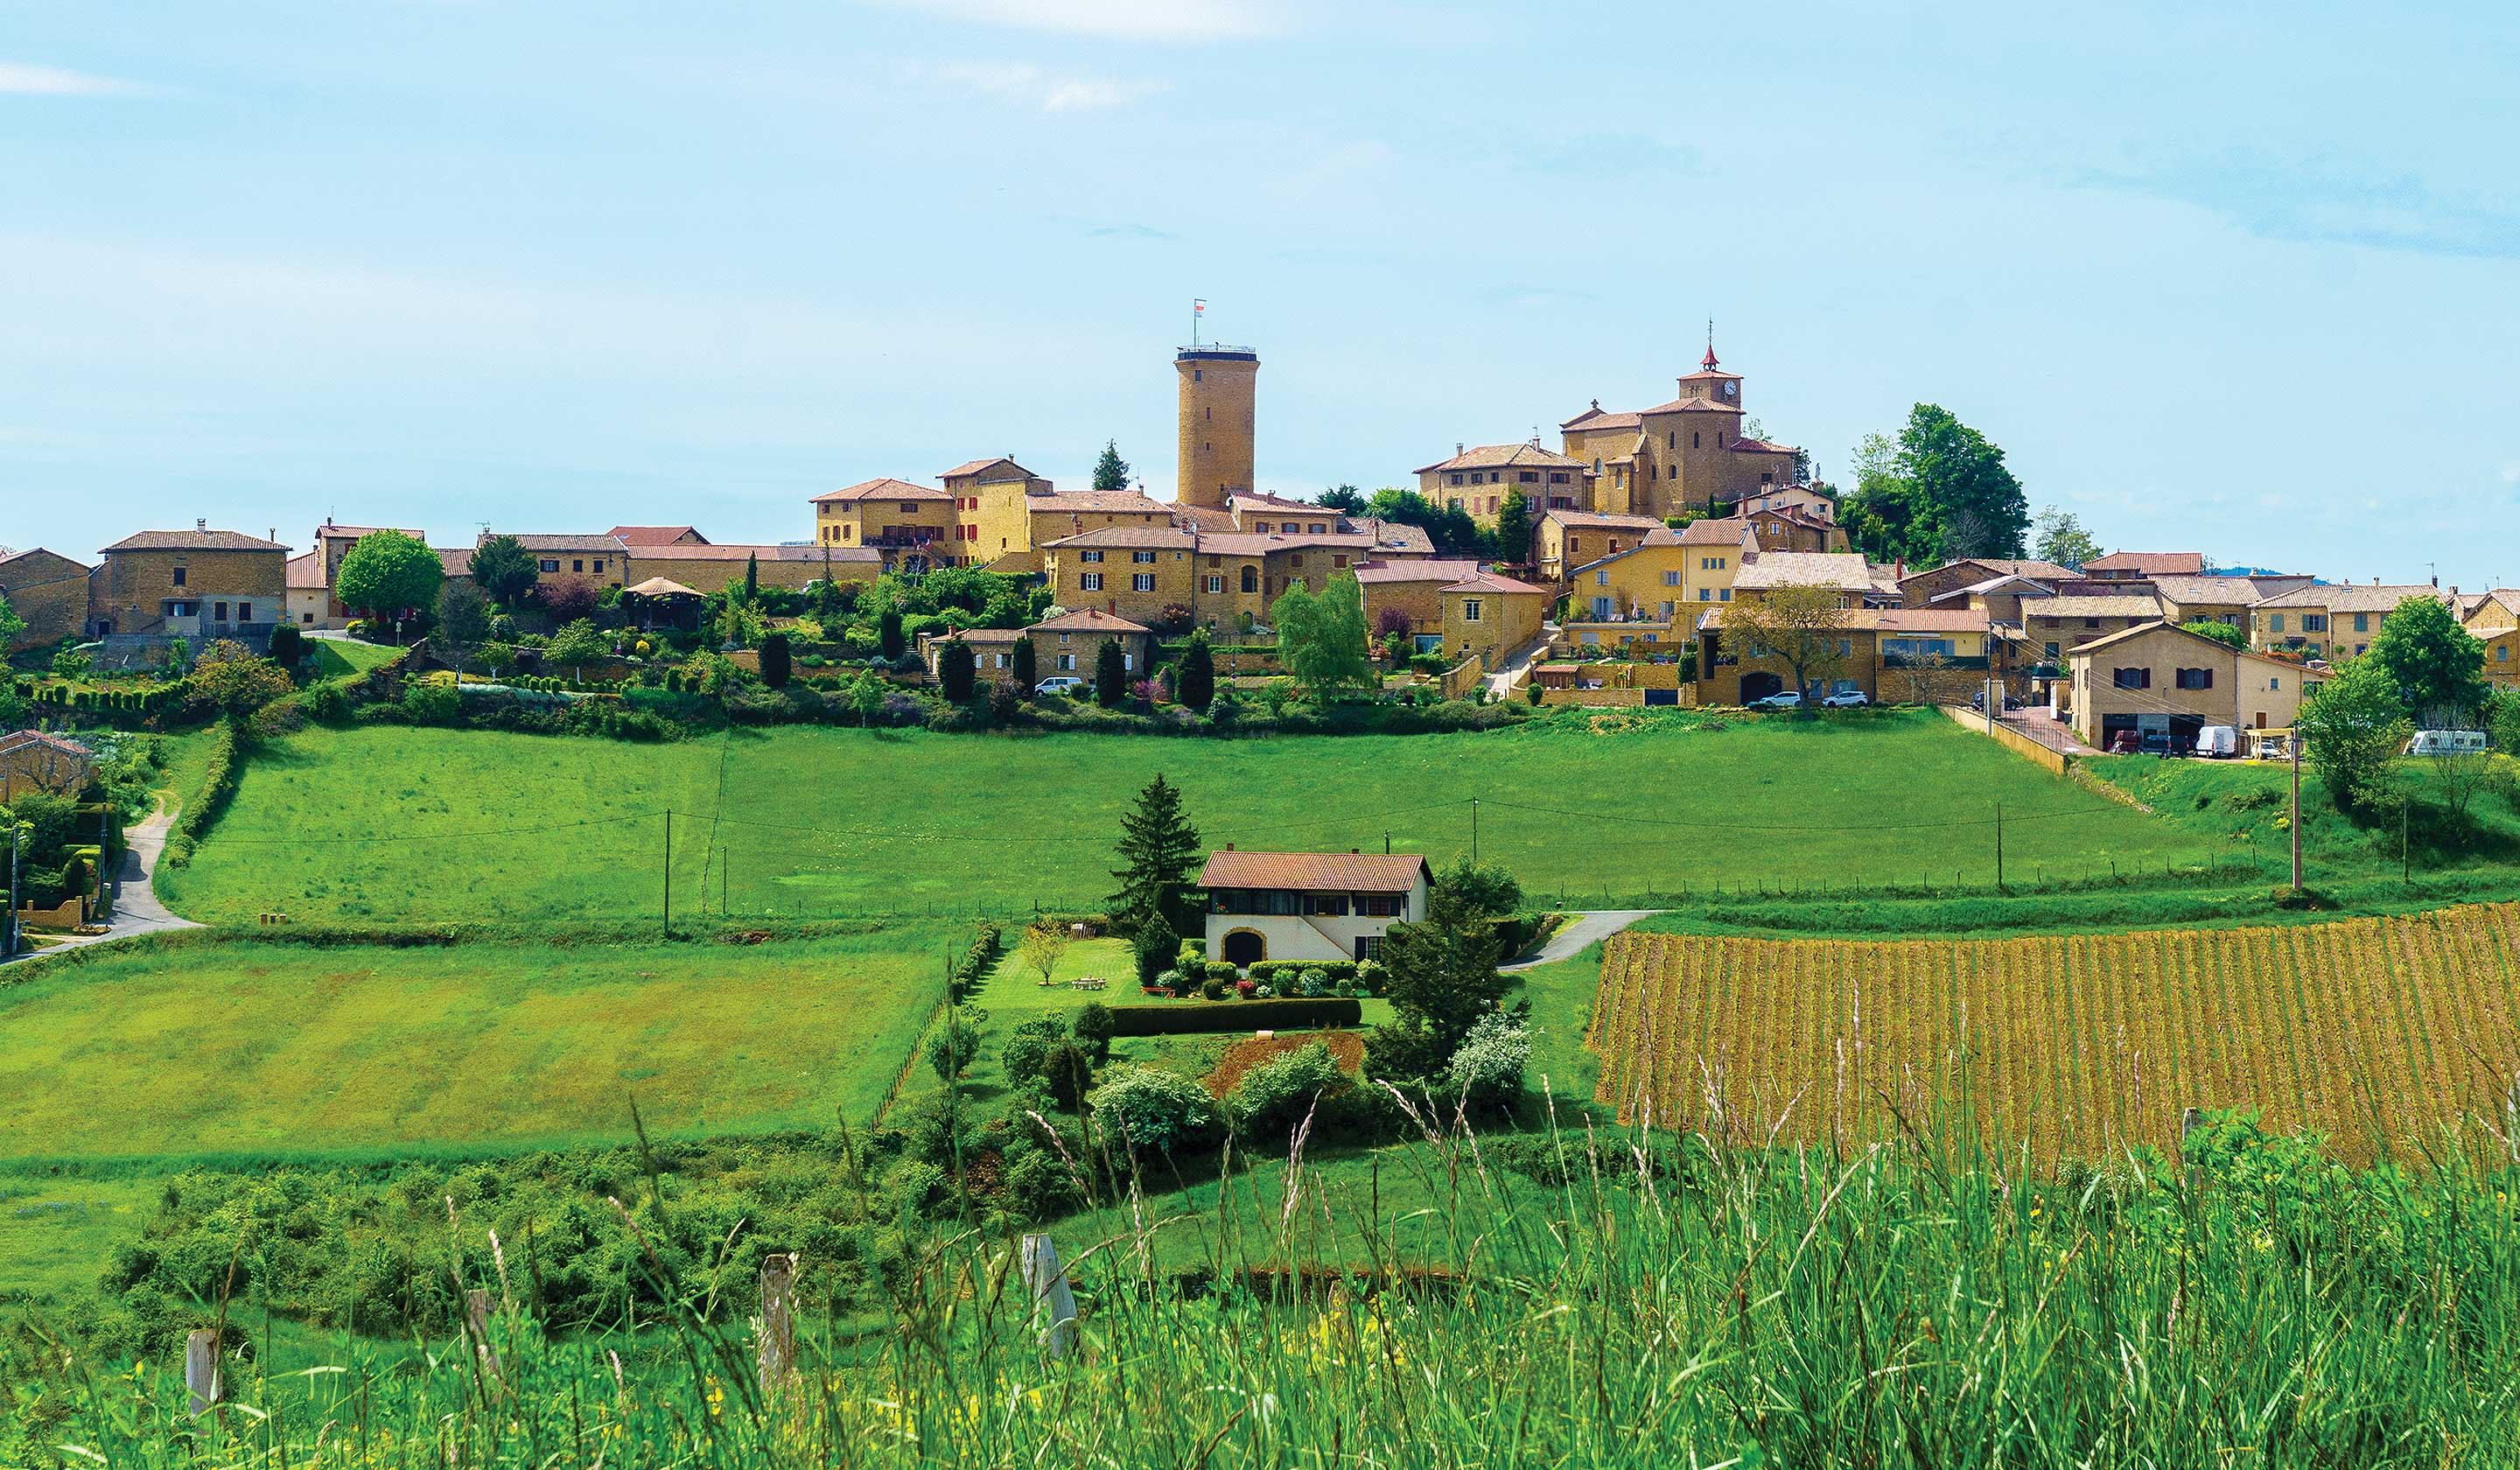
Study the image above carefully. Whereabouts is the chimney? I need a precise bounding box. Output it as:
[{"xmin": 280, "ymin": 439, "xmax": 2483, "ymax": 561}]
[
  {"xmin": 268, "ymin": 528, "xmax": 276, "ymax": 543},
  {"xmin": 1456, "ymin": 443, "xmax": 1464, "ymax": 457},
  {"xmin": 195, "ymin": 517, "xmax": 206, "ymax": 531},
  {"xmin": 1225, "ymin": 843, "xmax": 1235, "ymax": 851}
]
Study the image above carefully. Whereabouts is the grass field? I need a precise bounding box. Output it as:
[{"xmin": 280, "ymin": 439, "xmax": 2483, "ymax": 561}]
[
  {"xmin": 0, "ymin": 927, "xmax": 955, "ymax": 1163},
  {"xmin": 158, "ymin": 711, "xmax": 2233, "ymax": 924},
  {"xmin": 1586, "ymin": 900, "xmax": 2520, "ymax": 1164},
  {"xmin": 306, "ymin": 637, "xmax": 405, "ymax": 679}
]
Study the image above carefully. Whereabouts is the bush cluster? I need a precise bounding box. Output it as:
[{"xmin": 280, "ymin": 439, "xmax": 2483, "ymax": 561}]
[
  {"xmin": 1103, "ymin": 998, "xmax": 1363, "ymax": 1036},
  {"xmin": 160, "ymin": 721, "xmax": 243, "ymax": 868},
  {"xmin": 947, "ymin": 921, "xmax": 1001, "ymax": 1003}
]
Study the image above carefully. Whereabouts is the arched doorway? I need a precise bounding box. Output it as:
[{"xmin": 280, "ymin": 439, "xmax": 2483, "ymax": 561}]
[
  {"xmin": 1221, "ymin": 929, "xmax": 1264, "ymax": 967},
  {"xmin": 1740, "ymin": 670, "xmax": 1784, "ymax": 703}
]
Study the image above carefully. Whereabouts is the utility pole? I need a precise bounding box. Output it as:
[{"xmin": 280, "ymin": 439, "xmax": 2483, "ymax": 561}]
[
  {"xmin": 2289, "ymin": 740, "xmax": 2302, "ymax": 892},
  {"xmin": 2402, "ymin": 802, "xmax": 2411, "ymax": 885},
  {"xmin": 662, "ymin": 809, "xmax": 672, "ymax": 939},
  {"xmin": 1470, "ymin": 798, "xmax": 1480, "ymax": 866},
  {"xmin": 5, "ymin": 825, "xmax": 18, "ymax": 960},
  {"xmin": 1993, "ymin": 801, "xmax": 2004, "ymax": 891}
]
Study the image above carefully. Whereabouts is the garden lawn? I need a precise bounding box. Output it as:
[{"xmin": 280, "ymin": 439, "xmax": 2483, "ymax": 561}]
[
  {"xmin": 161, "ymin": 711, "xmax": 2229, "ymax": 924},
  {"xmin": 0, "ymin": 927, "xmax": 956, "ymax": 1163},
  {"xmin": 306, "ymin": 638, "xmax": 406, "ymax": 678}
]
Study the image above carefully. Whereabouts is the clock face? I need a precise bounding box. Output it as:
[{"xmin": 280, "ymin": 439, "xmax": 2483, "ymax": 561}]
[{"xmin": 1723, "ymin": 381, "xmax": 1737, "ymax": 397}]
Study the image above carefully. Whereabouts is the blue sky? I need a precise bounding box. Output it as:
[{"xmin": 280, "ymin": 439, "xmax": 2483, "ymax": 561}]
[{"xmin": 4, "ymin": 0, "xmax": 2516, "ymax": 586}]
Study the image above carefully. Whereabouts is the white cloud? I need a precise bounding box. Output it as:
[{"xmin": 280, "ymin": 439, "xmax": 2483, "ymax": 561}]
[
  {"xmin": 2502, "ymin": 461, "xmax": 2520, "ymax": 485},
  {"xmin": 0, "ymin": 61, "xmax": 156, "ymax": 97},
  {"xmin": 909, "ymin": 60, "xmax": 1167, "ymax": 112},
  {"xmin": 868, "ymin": 0, "xmax": 1272, "ymax": 41}
]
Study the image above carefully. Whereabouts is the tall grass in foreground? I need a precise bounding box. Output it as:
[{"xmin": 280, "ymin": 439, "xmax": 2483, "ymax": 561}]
[{"xmin": 11, "ymin": 1100, "xmax": 2519, "ymax": 1467}]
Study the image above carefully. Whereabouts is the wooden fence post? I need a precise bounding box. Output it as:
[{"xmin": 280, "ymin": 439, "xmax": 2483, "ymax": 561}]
[
  {"xmin": 1019, "ymin": 1234, "xmax": 1077, "ymax": 1360},
  {"xmin": 466, "ymin": 1289, "xmax": 501, "ymax": 1388},
  {"xmin": 185, "ymin": 1328, "xmax": 220, "ymax": 1417},
  {"xmin": 757, "ymin": 1252, "xmax": 799, "ymax": 1395}
]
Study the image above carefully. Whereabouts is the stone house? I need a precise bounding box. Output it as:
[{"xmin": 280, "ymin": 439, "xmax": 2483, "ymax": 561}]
[
  {"xmin": 1027, "ymin": 608, "xmax": 1153, "ymax": 684},
  {"xmin": 1439, "ymin": 570, "xmax": 1549, "ymax": 666},
  {"xmin": 624, "ymin": 543, "xmax": 877, "ymax": 598},
  {"xmin": 2065, "ymin": 621, "xmax": 2306, "ymax": 750},
  {"xmin": 1355, "ymin": 559, "xmax": 1480, "ymax": 648},
  {"xmin": 90, "ymin": 526, "xmax": 289, "ymax": 642},
  {"xmin": 921, "ymin": 627, "xmax": 1028, "ymax": 684},
  {"xmin": 1694, "ymin": 606, "xmax": 1996, "ymax": 705},
  {"xmin": 1415, "ymin": 441, "xmax": 1589, "ymax": 526},
  {"xmin": 1558, "ymin": 346, "xmax": 1802, "ymax": 520},
  {"xmin": 2022, "ymin": 593, "xmax": 2171, "ymax": 667},
  {"xmin": 2082, "ymin": 550, "xmax": 2206, "ymax": 582},
  {"xmin": 812, "ymin": 479, "xmax": 958, "ymax": 572},
  {"xmin": 2249, "ymin": 583, "xmax": 2460, "ymax": 663},
  {"xmin": 0, "ymin": 730, "xmax": 95, "ymax": 802},
  {"xmin": 0, "ymin": 549, "xmax": 94, "ymax": 650},
  {"xmin": 1534, "ymin": 510, "xmax": 1666, "ymax": 584},
  {"xmin": 607, "ymin": 525, "xmax": 710, "ymax": 547},
  {"xmin": 488, "ymin": 533, "xmax": 626, "ymax": 608}
]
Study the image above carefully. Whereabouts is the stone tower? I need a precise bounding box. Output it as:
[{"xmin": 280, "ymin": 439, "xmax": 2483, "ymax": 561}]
[{"xmin": 1175, "ymin": 344, "xmax": 1257, "ymax": 509}]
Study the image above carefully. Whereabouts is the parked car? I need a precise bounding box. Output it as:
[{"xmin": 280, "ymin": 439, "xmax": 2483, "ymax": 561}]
[
  {"xmin": 1033, "ymin": 676, "xmax": 1086, "ymax": 697},
  {"xmin": 1746, "ymin": 690, "xmax": 1804, "ymax": 711},
  {"xmin": 1968, "ymin": 690, "xmax": 2023, "ymax": 712},
  {"xmin": 1820, "ymin": 690, "xmax": 1871, "ymax": 708}
]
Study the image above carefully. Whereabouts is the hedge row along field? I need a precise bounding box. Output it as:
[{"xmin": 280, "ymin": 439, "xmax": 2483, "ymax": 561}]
[{"xmin": 1586, "ymin": 901, "xmax": 2520, "ymax": 1165}]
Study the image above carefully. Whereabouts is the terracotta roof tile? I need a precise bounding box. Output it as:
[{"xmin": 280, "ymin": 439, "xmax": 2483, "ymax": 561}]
[
  {"xmin": 1043, "ymin": 526, "xmax": 1200, "ymax": 550},
  {"xmin": 1543, "ymin": 510, "xmax": 1664, "ymax": 532},
  {"xmin": 1732, "ymin": 551, "xmax": 1877, "ymax": 592},
  {"xmin": 490, "ymin": 533, "xmax": 630, "ymax": 553},
  {"xmin": 284, "ymin": 552, "xmax": 326, "ymax": 590},
  {"xmin": 1030, "ymin": 608, "xmax": 1151, "ymax": 633},
  {"xmin": 313, "ymin": 524, "xmax": 425, "ymax": 542},
  {"xmin": 1198, "ymin": 850, "xmax": 1431, "ymax": 892},
  {"xmin": 2251, "ymin": 583, "xmax": 2454, "ymax": 614},
  {"xmin": 1353, "ymin": 558, "xmax": 1481, "ymax": 584},
  {"xmin": 814, "ymin": 478, "xmax": 951, "ymax": 504},
  {"xmin": 1676, "ymin": 517, "xmax": 1758, "ymax": 546},
  {"xmin": 626, "ymin": 543, "xmax": 850, "ymax": 563},
  {"xmin": 1028, "ymin": 490, "xmax": 1169, "ymax": 515},
  {"xmin": 2025, "ymin": 594, "xmax": 2169, "ymax": 619},
  {"xmin": 1442, "ymin": 570, "xmax": 1548, "ymax": 596},
  {"xmin": 1416, "ymin": 442, "xmax": 1586, "ymax": 474},
  {"xmin": 103, "ymin": 528, "xmax": 289, "ymax": 554},
  {"xmin": 940, "ymin": 457, "xmax": 1032, "ymax": 481},
  {"xmin": 2082, "ymin": 550, "xmax": 2205, "ymax": 575},
  {"xmin": 607, "ymin": 525, "xmax": 708, "ymax": 545}
]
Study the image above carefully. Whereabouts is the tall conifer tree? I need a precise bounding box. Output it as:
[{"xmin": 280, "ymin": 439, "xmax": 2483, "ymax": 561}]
[{"xmin": 1108, "ymin": 774, "xmax": 1202, "ymax": 935}]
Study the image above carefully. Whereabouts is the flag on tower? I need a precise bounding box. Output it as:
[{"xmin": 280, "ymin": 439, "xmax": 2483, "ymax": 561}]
[{"xmin": 1193, "ymin": 299, "xmax": 1206, "ymax": 314}]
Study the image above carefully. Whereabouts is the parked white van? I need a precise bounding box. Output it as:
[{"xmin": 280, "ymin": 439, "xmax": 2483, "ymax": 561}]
[
  {"xmin": 2405, "ymin": 729, "xmax": 2488, "ymax": 756},
  {"xmin": 2193, "ymin": 725, "xmax": 2237, "ymax": 759}
]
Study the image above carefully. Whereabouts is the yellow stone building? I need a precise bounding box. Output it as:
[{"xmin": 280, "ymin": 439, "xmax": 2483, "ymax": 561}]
[
  {"xmin": 2463, "ymin": 591, "xmax": 2520, "ymax": 689},
  {"xmin": 812, "ymin": 479, "xmax": 958, "ymax": 572},
  {"xmin": 1694, "ymin": 606, "xmax": 1995, "ymax": 706},
  {"xmin": 1177, "ymin": 345, "xmax": 1258, "ymax": 510},
  {"xmin": 2250, "ymin": 583, "xmax": 2468, "ymax": 662},
  {"xmin": 1535, "ymin": 510, "xmax": 1665, "ymax": 584},
  {"xmin": 1559, "ymin": 345, "xmax": 1802, "ymax": 519},
  {"xmin": 1042, "ymin": 519, "xmax": 1437, "ymax": 633},
  {"xmin": 1565, "ymin": 520, "xmax": 1756, "ymax": 624},
  {"xmin": 1415, "ymin": 442, "xmax": 1588, "ymax": 525},
  {"xmin": 1439, "ymin": 571, "xmax": 1550, "ymax": 666},
  {"xmin": 1356, "ymin": 559, "xmax": 1481, "ymax": 648}
]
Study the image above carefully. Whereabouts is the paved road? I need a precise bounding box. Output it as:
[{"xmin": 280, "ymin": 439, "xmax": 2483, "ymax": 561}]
[
  {"xmin": 1504, "ymin": 909, "xmax": 1660, "ymax": 970},
  {"xmin": 1480, "ymin": 624, "xmax": 1560, "ymax": 701},
  {"xmin": 1, "ymin": 798, "xmax": 200, "ymax": 967}
]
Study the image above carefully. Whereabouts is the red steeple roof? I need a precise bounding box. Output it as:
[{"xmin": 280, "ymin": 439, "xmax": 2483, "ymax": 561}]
[{"xmin": 1700, "ymin": 343, "xmax": 1719, "ymax": 370}]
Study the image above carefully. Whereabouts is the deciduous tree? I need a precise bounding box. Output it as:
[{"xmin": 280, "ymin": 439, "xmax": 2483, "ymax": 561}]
[
  {"xmin": 1020, "ymin": 920, "xmax": 1072, "ymax": 984},
  {"xmin": 2033, "ymin": 506, "xmax": 2102, "ymax": 570},
  {"xmin": 2295, "ymin": 657, "xmax": 2412, "ymax": 816},
  {"xmin": 2180, "ymin": 620, "xmax": 2247, "ymax": 650},
  {"xmin": 336, "ymin": 532, "xmax": 443, "ymax": 639},
  {"xmin": 2367, "ymin": 595, "xmax": 2487, "ymax": 726},
  {"xmin": 188, "ymin": 642, "xmax": 293, "ymax": 728},
  {"xmin": 544, "ymin": 619, "xmax": 608, "ymax": 683},
  {"xmin": 1273, "ymin": 572, "xmax": 1375, "ymax": 704},
  {"xmin": 1718, "ymin": 584, "xmax": 1849, "ymax": 713}
]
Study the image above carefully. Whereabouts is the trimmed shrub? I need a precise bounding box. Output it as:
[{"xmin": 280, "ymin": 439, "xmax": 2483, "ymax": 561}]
[
  {"xmin": 1085, "ymin": 1064, "xmax": 1215, "ymax": 1154},
  {"xmin": 1072, "ymin": 1001, "xmax": 1116, "ymax": 1063},
  {"xmin": 1228, "ymin": 1040, "xmax": 1348, "ymax": 1138},
  {"xmin": 1103, "ymin": 998, "xmax": 1363, "ymax": 1037}
]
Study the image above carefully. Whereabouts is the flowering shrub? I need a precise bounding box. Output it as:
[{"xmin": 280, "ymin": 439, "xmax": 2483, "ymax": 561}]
[
  {"xmin": 1085, "ymin": 1064, "xmax": 1214, "ymax": 1154},
  {"xmin": 1446, "ymin": 1013, "xmax": 1530, "ymax": 1109}
]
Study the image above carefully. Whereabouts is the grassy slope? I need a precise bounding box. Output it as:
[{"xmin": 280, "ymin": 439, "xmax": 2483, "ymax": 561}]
[
  {"xmin": 0, "ymin": 928, "xmax": 955, "ymax": 1164},
  {"xmin": 160, "ymin": 712, "xmax": 2225, "ymax": 924},
  {"xmin": 306, "ymin": 638, "xmax": 405, "ymax": 678}
]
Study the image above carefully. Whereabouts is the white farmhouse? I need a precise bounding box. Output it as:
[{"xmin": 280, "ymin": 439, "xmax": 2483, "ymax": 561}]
[{"xmin": 1199, "ymin": 848, "xmax": 1432, "ymax": 967}]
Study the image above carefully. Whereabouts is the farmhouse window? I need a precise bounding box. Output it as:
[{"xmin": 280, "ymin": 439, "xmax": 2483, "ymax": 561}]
[
  {"xmin": 1058, "ymin": 654, "xmax": 1074, "ymax": 670},
  {"xmin": 1240, "ymin": 567, "xmax": 1257, "ymax": 593},
  {"xmin": 2175, "ymin": 667, "xmax": 2214, "ymax": 690},
  {"xmin": 2112, "ymin": 667, "xmax": 2152, "ymax": 690},
  {"xmin": 2302, "ymin": 614, "xmax": 2328, "ymax": 632},
  {"xmin": 1663, "ymin": 570, "xmax": 1680, "ymax": 586},
  {"xmin": 1080, "ymin": 573, "xmax": 1103, "ymax": 591},
  {"xmin": 1132, "ymin": 574, "xmax": 1154, "ymax": 592},
  {"xmin": 592, "ymin": 560, "xmax": 605, "ymax": 573},
  {"xmin": 2354, "ymin": 612, "xmax": 2369, "ymax": 632},
  {"xmin": 1449, "ymin": 473, "xmax": 1463, "ymax": 486},
  {"xmin": 1081, "ymin": 550, "xmax": 1104, "ymax": 563},
  {"xmin": 238, "ymin": 603, "xmax": 251, "ymax": 622},
  {"xmin": 542, "ymin": 560, "xmax": 560, "ymax": 573},
  {"xmin": 1361, "ymin": 895, "xmax": 1398, "ymax": 917},
  {"xmin": 172, "ymin": 567, "xmax": 186, "ymax": 586},
  {"xmin": 1463, "ymin": 598, "xmax": 1483, "ymax": 622},
  {"xmin": 1205, "ymin": 575, "xmax": 1224, "ymax": 593},
  {"xmin": 1519, "ymin": 471, "xmax": 1539, "ymax": 483},
  {"xmin": 1133, "ymin": 550, "xmax": 1156, "ymax": 564},
  {"xmin": 214, "ymin": 602, "xmax": 228, "ymax": 621},
  {"xmin": 2269, "ymin": 614, "xmax": 2286, "ymax": 633},
  {"xmin": 572, "ymin": 560, "xmax": 584, "ymax": 572}
]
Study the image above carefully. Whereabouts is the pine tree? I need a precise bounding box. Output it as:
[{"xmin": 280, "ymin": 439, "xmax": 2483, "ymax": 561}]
[
  {"xmin": 744, "ymin": 551, "xmax": 760, "ymax": 600},
  {"xmin": 1107, "ymin": 774, "xmax": 1202, "ymax": 935},
  {"xmin": 1092, "ymin": 440, "xmax": 1131, "ymax": 493},
  {"xmin": 1012, "ymin": 637, "xmax": 1038, "ymax": 690},
  {"xmin": 1132, "ymin": 912, "xmax": 1179, "ymax": 984},
  {"xmin": 1492, "ymin": 489, "xmax": 1534, "ymax": 565},
  {"xmin": 1370, "ymin": 875, "xmax": 1512, "ymax": 1080}
]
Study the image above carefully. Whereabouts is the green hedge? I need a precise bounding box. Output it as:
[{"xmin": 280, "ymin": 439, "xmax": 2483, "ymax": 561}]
[
  {"xmin": 1104, "ymin": 998, "xmax": 1362, "ymax": 1036},
  {"xmin": 162, "ymin": 721, "xmax": 244, "ymax": 868},
  {"xmin": 948, "ymin": 920, "xmax": 1001, "ymax": 1002}
]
